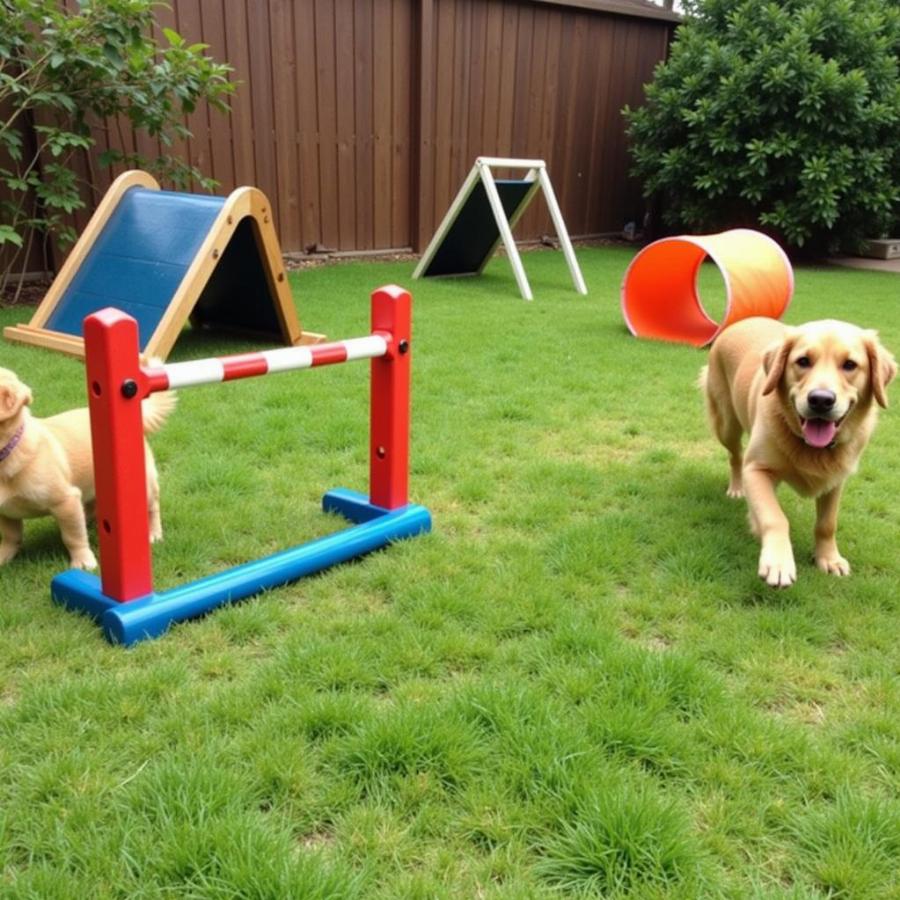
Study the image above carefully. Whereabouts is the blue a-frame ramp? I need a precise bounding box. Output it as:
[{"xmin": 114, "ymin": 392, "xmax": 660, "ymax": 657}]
[{"xmin": 4, "ymin": 170, "xmax": 322, "ymax": 359}]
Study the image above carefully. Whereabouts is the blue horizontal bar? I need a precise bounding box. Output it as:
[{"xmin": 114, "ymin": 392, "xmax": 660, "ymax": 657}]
[{"xmin": 52, "ymin": 489, "xmax": 431, "ymax": 645}]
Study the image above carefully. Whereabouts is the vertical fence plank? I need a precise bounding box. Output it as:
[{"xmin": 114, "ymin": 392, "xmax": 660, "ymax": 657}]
[
  {"xmin": 390, "ymin": 0, "xmax": 412, "ymax": 248},
  {"xmin": 480, "ymin": 0, "xmax": 503, "ymax": 158},
  {"xmin": 334, "ymin": 1, "xmax": 357, "ymax": 249},
  {"xmin": 609, "ymin": 18, "xmax": 644, "ymax": 233},
  {"xmin": 495, "ymin": 3, "xmax": 518, "ymax": 160},
  {"xmin": 201, "ymin": 0, "xmax": 237, "ymax": 191},
  {"xmin": 582, "ymin": 18, "xmax": 615, "ymax": 236},
  {"xmin": 413, "ymin": 0, "xmax": 435, "ymax": 251},
  {"xmin": 431, "ymin": 0, "xmax": 455, "ymax": 226},
  {"xmin": 295, "ymin": 0, "xmax": 321, "ymax": 248},
  {"xmin": 355, "ymin": 0, "xmax": 375, "ymax": 251},
  {"xmin": 465, "ymin": 0, "xmax": 487, "ymax": 171},
  {"xmin": 224, "ymin": 0, "xmax": 257, "ymax": 189},
  {"xmin": 174, "ymin": 0, "xmax": 213, "ymax": 186},
  {"xmin": 314, "ymin": 0, "xmax": 340, "ymax": 250},
  {"xmin": 448, "ymin": 0, "xmax": 471, "ymax": 197},
  {"xmin": 519, "ymin": 4, "xmax": 549, "ymax": 239},
  {"xmin": 246, "ymin": 1, "xmax": 280, "ymax": 228},
  {"xmin": 150, "ymin": 4, "xmax": 189, "ymax": 186},
  {"xmin": 373, "ymin": 1, "xmax": 393, "ymax": 249},
  {"xmin": 270, "ymin": 0, "xmax": 301, "ymax": 249}
]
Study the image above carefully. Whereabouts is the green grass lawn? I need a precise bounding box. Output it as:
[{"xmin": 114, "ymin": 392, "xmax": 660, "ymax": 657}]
[{"xmin": 1, "ymin": 246, "xmax": 898, "ymax": 898}]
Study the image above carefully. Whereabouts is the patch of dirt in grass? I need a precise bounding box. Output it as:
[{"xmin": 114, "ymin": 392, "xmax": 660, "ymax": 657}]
[
  {"xmin": 643, "ymin": 634, "xmax": 674, "ymax": 653},
  {"xmin": 761, "ymin": 689, "xmax": 831, "ymax": 726},
  {"xmin": 284, "ymin": 250, "xmax": 419, "ymax": 271},
  {"xmin": 0, "ymin": 279, "xmax": 49, "ymax": 307},
  {"xmin": 296, "ymin": 830, "xmax": 335, "ymax": 852},
  {"xmin": 770, "ymin": 699, "xmax": 828, "ymax": 727}
]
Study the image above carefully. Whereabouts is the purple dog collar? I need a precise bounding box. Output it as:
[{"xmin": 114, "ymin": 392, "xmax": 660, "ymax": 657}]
[{"xmin": 0, "ymin": 423, "xmax": 24, "ymax": 462}]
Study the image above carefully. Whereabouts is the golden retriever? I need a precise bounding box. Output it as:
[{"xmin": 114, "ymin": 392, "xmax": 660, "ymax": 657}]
[
  {"xmin": 701, "ymin": 317, "xmax": 896, "ymax": 587},
  {"xmin": 0, "ymin": 367, "xmax": 175, "ymax": 570}
]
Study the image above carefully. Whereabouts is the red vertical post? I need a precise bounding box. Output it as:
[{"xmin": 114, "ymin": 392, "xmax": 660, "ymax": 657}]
[
  {"xmin": 83, "ymin": 309, "xmax": 153, "ymax": 601},
  {"xmin": 369, "ymin": 285, "xmax": 411, "ymax": 509}
]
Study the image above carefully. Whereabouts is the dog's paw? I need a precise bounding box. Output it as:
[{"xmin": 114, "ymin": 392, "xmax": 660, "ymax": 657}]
[
  {"xmin": 69, "ymin": 549, "xmax": 98, "ymax": 570},
  {"xmin": 816, "ymin": 553, "xmax": 850, "ymax": 577},
  {"xmin": 726, "ymin": 483, "xmax": 744, "ymax": 499},
  {"xmin": 149, "ymin": 528, "xmax": 163, "ymax": 544},
  {"xmin": 758, "ymin": 548, "xmax": 796, "ymax": 588},
  {"xmin": 0, "ymin": 545, "xmax": 19, "ymax": 565}
]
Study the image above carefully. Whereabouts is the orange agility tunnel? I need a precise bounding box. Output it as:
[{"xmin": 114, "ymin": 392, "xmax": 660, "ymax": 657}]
[{"xmin": 621, "ymin": 228, "xmax": 793, "ymax": 347}]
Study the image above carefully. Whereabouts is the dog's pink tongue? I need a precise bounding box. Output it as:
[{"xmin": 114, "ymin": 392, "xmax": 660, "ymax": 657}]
[{"xmin": 803, "ymin": 419, "xmax": 837, "ymax": 448}]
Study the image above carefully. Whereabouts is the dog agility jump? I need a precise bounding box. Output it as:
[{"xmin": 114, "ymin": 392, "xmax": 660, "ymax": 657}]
[
  {"xmin": 621, "ymin": 228, "xmax": 793, "ymax": 347},
  {"xmin": 414, "ymin": 157, "xmax": 587, "ymax": 301},
  {"xmin": 51, "ymin": 285, "xmax": 431, "ymax": 645},
  {"xmin": 4, "ymin": 170, "xmax": 322, "ymax": 359}
]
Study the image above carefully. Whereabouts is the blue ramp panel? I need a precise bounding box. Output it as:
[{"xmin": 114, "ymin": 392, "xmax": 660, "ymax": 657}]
[
  {"xmin": 51, "ymin": 490, "xmax": 432, "ymax": 646},
  {"xmin": 46, "ymin": 189, "xmax": 225, "ymax": 348},
  {"xmin": 421, "ymin": 180, "xmax": 533, "ymax": 277}
]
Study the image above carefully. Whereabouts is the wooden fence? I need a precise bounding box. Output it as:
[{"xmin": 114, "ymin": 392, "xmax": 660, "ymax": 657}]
[{"xmin": 6, "ymin": 0, "xmax": 676, "ymax": 275}]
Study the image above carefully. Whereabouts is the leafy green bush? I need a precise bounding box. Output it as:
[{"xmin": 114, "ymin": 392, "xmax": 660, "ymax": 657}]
[
  {"xmin": 625, "ymin": 0, "xmax": 900, "ymax": 253},
  {"xmin": 0, "ymin": 0, "xmax": 234, "ymax": 295}
]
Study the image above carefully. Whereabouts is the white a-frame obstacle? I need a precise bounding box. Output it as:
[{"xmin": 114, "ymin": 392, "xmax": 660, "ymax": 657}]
[{"xmin": 413, "ymin": 157, "xmax": 588, "ymax": 301}]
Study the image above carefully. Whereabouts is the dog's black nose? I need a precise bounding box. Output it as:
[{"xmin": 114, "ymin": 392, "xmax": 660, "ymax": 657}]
[{"xmin": 807, "ymin": 389, "xmax": 836, "ymax": 412}]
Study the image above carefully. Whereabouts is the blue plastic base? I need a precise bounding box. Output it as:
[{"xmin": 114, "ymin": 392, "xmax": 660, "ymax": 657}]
[{"xmin": 52, "ymin": 489, "xmax": 431, "ymax": 646}]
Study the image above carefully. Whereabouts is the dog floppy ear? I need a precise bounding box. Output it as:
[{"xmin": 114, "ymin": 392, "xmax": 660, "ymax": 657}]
[
  {"xmin": 761, "ymin": 332, "xmax": 796, "ymax": 396},
  {"xmin": 863, "ymin": 332, "xmax": 897, "ymax": 408},
  {"xmin": 0, "ymin": 378, "xmax": 32, "ymax": 420}
]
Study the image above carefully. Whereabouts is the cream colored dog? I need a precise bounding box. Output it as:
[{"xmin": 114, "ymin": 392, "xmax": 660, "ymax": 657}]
[
  {"xmin": 702, "ymin": 317, "xmax": 896, "ymax": 587},
  {"xmin": 0, "ymin": 367, "xmax": 175, "ymax": 569}
]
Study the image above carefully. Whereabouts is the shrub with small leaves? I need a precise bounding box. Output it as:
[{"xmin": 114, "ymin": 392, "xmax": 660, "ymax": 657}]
[
  {"xmin": 0, "ymin": 0, "xmax": 234, "ymax": 294},
  {"xmin": 625, "ymin": 0, "xmax": 900, "ymax": 254}
]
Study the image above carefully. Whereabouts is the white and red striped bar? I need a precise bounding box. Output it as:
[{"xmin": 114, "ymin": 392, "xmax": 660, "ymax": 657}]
[{"xmin": 143, "ymin": 335, "xmax": 389, "ymax": 392}]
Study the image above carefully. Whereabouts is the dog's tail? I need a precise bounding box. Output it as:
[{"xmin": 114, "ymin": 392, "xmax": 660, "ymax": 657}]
[
  {"xmin": 139, "ymin": 360, "xmax": 176, "ymax": 433},
  {"xmin": 141, "ymin": 389, "xmax": 177, "ymax": 434}
]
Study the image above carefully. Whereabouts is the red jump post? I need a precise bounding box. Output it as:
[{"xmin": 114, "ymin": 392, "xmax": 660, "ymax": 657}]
[
  {"xmin": 370, "ymin": 285, "xmax": 411, "ymax": 509},
  {"xmin": 83, "ymin": 309, "xmax": 153, "ymax": 601}
]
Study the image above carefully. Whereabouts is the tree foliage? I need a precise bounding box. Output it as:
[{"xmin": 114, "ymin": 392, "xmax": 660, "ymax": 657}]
[
  {"xmin": 625, "ymin": 0, "xmax": 900, "ymax": 253},
  {"xmin": 0, "ymin": 0, "xmax": 234, "ymax": 294}
]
